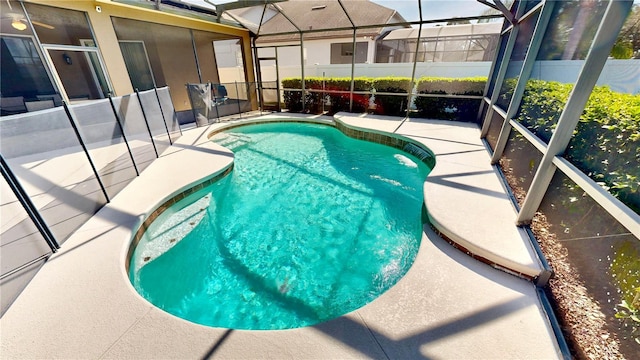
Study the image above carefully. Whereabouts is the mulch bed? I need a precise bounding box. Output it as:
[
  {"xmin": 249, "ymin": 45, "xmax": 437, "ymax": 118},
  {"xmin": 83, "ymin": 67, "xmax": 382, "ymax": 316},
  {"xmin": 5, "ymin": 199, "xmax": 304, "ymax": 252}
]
[{"xmin": 500, "ymin": 161, "xmax": 624, "ymax": 359}]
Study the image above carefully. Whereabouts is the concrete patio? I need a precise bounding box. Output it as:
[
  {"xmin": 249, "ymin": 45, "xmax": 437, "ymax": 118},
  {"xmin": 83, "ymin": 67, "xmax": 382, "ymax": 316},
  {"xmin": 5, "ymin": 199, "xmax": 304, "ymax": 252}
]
[{"xmin": 0, "ymin": 113, "xmax": 564, "ymax": 359}]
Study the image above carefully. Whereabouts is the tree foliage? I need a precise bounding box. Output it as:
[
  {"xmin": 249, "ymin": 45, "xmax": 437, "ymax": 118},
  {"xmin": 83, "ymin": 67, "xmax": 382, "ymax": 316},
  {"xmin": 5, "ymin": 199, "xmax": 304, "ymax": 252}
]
[{"xmin": 615, "ymin": 4, "xmax": 640, "ymax": 59}]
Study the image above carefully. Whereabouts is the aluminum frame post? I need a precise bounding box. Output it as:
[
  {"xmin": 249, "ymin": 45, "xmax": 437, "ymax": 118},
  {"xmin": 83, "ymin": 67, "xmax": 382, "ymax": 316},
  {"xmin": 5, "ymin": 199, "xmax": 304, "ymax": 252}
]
[
  {"xmin": 406, "ymin": 1, "xmax": 424, "ymax": 119},
  {"xmin": 516, "ymin": 0, "xmax": 634, "ymax": 225},
  {"xmin": 337, "ymin": 0, "xmax": 357, "ymax": 113},
  {"xmin": 479, "ymin": 23, "xmax": 519, "ymax": 137},
  {"xmin": 491, "ymin": 1, "xmax": 553, "ymax": 164},
  {"xmin": 275, "ymin": 47, "xmax": 281, "ymax": 112},
  {"xmin": 480, "ymin": 0, "xmax": 529, "ymax": 137},
  {"xmin": 300, "ymin": 34, "xmax": 305, "ymax": 112},
  {"xmin": 272, "ymin": 4, "xmax": 302, "ymax": 112}
]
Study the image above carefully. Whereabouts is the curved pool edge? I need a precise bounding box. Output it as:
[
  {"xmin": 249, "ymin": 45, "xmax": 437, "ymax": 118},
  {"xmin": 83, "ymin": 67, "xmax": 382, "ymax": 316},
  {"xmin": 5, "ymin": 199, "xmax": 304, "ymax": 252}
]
[
  {"xmin": 332, "ymin": 118, "xmax": 436, "ymax": 169},
  {"xmin": 333, "ymin": 113, "xmax": 547, "ymax": 281},
  {"xmin": 206, "ymin": 116, "xmax": 336, "ymax": 139},
  {"xmin": 124, "ymin": 117, "xmax": 337, "ymax": 275},
  {"xmin": 125, "ymin": 116, "xmax": 439, "ymax": 281},
  {"xmin": 124, "ymin": 164, "xmax": 233, "ymax": 275},
  {"xmin": 125, "ymin": 114, "xmax": 543, "ymax": 297},
  {"xmin": 0, "ymin": 114, "xmax": 563, "ymax": 359},
  {"xmin": 123, "ymin": 115, "xmax": 544, "ymax": 321},
  {"xmin": 126, "ymin": 118, "xmax": 432, "ymax": 330},
  {"xmin": 204, "ymin": 115, "xmax": 436, "ymax": 169}
]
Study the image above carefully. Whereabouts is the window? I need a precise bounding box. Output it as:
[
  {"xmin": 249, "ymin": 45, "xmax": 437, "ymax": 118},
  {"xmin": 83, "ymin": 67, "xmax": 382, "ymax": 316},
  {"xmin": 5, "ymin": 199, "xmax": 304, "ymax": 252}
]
[
  {"xmin": 330, "ymin": 42, "xmax": 368, "ymax": 64},
  {"xmin": 0, "ymin": 1, "xmax": 58, "ymax": 115},
  {"xmin": 0, "ymin": 36, "xmax": 55, "ymax": 99},
  {"xmin": 23, "ymin": 3, "xmax": 112, "ymax": 102}
]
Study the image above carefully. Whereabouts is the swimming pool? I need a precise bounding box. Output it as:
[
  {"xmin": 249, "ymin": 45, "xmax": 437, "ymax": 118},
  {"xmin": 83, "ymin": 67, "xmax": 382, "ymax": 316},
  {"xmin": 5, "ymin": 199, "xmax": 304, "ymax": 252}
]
[{"xmin": 129, "ymin": 122, "xmax": 432, "ymax": 330}]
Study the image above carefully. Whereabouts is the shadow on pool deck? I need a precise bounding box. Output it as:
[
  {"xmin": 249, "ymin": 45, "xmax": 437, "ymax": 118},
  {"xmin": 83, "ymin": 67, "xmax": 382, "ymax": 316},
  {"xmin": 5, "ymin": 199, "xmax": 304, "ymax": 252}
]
[{"xmin": 0, "ymin": 113, "xmax": 562, "ymax": 359}]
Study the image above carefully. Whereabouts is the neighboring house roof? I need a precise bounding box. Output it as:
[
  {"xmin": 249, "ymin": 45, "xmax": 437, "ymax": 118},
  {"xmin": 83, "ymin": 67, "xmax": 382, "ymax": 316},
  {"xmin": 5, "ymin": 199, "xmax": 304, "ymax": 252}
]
[{"xmin": 249, "ymin": 0, "xmax": 409, "ymax": 43}]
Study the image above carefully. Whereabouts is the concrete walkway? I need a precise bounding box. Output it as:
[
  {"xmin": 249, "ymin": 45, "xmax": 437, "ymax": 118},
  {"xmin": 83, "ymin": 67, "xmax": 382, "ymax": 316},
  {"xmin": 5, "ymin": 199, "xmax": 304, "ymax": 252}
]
[{"xmin": 1, "ymin": 113, "xmax": 562, "ymax": 359}]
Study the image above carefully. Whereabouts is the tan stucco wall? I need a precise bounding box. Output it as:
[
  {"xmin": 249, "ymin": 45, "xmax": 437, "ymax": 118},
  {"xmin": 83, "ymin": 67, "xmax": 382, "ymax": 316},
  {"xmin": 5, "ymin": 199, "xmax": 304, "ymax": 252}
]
[{"xmin": 25, "ymin": 0, "xmax": 254, "ymax": 111}]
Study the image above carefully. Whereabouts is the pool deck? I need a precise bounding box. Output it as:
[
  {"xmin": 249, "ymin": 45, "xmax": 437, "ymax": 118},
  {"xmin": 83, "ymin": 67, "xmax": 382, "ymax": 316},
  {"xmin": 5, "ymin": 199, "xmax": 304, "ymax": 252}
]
[{"xmin": 1, "ymin": 113, "xmax": 563, "ymax": 359}]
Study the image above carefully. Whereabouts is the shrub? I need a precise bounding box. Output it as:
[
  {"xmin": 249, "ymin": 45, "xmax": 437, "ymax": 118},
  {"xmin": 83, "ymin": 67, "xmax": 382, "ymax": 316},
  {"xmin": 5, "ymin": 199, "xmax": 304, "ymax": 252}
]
[
  {"xmin": 414, "ymin": 77, "xmax": 486, "ymax": 121},
  {"xmin": 515, "ymin": 80, "xmax": 640, "ymax": 213},
  {"xmin": 281, "ymin": 78, "xmax": 304, "ymax": 112},
  {"xmin": 325, "ymin": 77, "xmax": 371, "ymax": 114},
  {"xmin": 416, "ymin": 76, "xmax": 486, "ymax": 94},
  {"xmin": 371, "ymin": 77, "xmax": 412, "ymax": 116},
  {"xmin": 282, "ymin": 77, "xmax": 413, "ymax": 115}
]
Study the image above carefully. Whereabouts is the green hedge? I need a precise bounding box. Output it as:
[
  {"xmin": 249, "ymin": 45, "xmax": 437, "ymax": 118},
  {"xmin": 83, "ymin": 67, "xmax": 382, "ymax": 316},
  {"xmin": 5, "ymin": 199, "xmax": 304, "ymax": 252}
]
[
  {"xmin": 371, "ymin": 77, "xmax": 412, "ymax": 116},
  {"xmin": 282, "ymin": 77, "xmax": 411, "ymax": 116},
  {"xmin": 282, "ymin": 76, "xmax": 486, "ymax": 120},
  {"xmin": 416, "ymin": 76, "xmax": 486, "ymax": 94},
  {"xmin": 515, "ymin": 79, "xmax": 640, "ymax": 213},
  {"xmin": 414, "ymin": 77, "xmax": 486, "ymax": 121}
]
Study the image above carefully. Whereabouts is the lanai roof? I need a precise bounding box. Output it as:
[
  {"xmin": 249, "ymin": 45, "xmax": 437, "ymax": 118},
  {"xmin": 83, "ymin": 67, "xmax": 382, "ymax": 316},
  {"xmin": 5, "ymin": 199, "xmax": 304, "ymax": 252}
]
[{"xmin": 233, "ymin": 0, "xmax": 409, "ymax": 43}]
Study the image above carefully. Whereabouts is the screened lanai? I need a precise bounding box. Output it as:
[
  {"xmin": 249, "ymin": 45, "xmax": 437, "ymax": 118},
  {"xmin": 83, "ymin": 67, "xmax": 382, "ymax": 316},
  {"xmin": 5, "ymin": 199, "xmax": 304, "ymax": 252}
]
[{"xmin": 2, "ymin": 1, "xmax": 639, "ymax": 358}]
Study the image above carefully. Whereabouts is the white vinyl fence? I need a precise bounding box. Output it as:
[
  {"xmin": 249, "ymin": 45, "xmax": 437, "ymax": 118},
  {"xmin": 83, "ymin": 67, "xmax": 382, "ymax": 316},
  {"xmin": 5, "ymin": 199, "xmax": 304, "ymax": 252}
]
[{"xmin": 220, "ymin": 59, "xmax": 640, "ymax": 94}]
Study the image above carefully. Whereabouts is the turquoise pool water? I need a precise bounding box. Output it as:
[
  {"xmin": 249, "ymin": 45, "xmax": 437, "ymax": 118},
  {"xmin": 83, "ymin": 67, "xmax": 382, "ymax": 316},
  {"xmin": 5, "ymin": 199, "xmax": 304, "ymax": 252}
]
[{"xmin": 129, "ymin": 122, "xmax": 431, "ymax": 330}]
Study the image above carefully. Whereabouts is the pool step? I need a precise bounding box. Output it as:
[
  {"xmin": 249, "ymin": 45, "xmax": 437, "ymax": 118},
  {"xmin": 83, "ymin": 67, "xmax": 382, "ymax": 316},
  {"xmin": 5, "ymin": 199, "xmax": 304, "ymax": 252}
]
[
  {"xmin": 213, "ymin": 133, "xmax": 252, "ymax": 148},
  {"xmin": 131, "ymin": 195, "xmax": 212, "ymax": 274}
]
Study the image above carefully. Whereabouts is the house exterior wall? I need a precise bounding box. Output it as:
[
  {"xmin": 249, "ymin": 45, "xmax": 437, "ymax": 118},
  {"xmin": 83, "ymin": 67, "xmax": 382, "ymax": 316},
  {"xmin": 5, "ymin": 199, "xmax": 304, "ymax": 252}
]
[
  {"xmin": 21, "ymin": 0, "xmax": 254, "ymax": 112},
  {"xmin": 270, "ymin": 61, "xmax": 492, "ymax": 80},
  {"xmin": 258, "ymin": 37, "xmax": 378, "ymax": 67}
]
